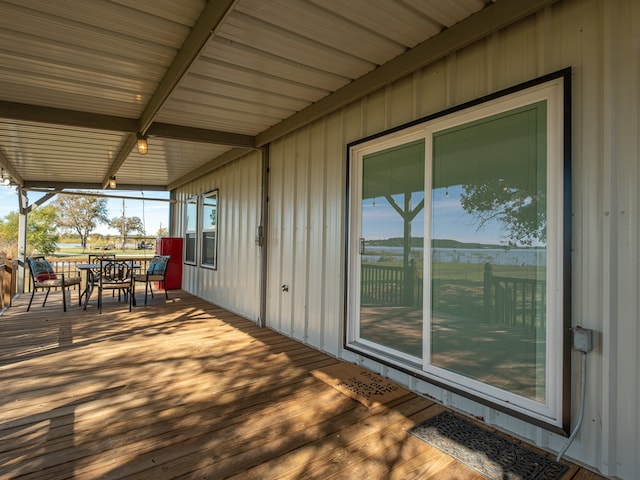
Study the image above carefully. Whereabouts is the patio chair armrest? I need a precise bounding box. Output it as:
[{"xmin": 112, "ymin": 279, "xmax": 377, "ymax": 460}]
[{"xmin": 57, "ymin": 273, "xmax": 82, "ymax": 286}]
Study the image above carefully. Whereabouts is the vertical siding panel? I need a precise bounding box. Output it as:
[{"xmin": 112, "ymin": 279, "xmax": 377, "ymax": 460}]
[
  {"xmin": 564, "ymin": 0, "xmax": 607, "ymax": 468},
  {"xmin": 279, "ymin": 136, "xmax": 297, "ymax": 335},
  {"xmin": 291, "ymin": 130, "xmax": 310, "ymax": 341},
  {"xmin": 493, "ymin": 22, "xmax": 539, "ymax": 89},
  {"xmin": 246, "ymin": 159, "xmax": 261, "ymax": 313},
  {"xmin": 388, "ymin": 75, "xmax": 417, "ymax": 128},
  {"xmin": 228, "ymin": 165, "xmax": 240, "ymax": 307},
  {"xmin": 306, "ymin": 121, "xmax": 326, "ymax": 348},
  {"xmin": 218, "ymin": 169, "xmax": 231, "ymax": 301},
  {"xmin": 321, "ymin": 111, "xmax": 347, "ymax": 356},
  {"xmin": 451, "ymin": 40, "xmax": 490, "ymax": 104},
  {"xmin": 267, "ymin": 140, "xmax": 285, "ymax": 333},
  {"xmin": 610, "ymin": 1, "xmax": 640, "ymax": 477},
  {"xmin": 362, "ymin": 89, "xmax": 386, "ymax": 137},
  {"xmin": 416, "ymin": 60, "xmax": 448, "ymax": 118}
]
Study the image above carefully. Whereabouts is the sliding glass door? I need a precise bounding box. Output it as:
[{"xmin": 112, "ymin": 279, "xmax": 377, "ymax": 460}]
[{"xmin": 347, "ymin": 72, "xmax": 569, "ymax": 430}]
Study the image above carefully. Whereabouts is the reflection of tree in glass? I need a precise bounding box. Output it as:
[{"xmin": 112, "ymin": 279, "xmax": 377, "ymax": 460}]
[{"xmin": 459, "ymin": 178, "xmax": 546, "ymax": 246}]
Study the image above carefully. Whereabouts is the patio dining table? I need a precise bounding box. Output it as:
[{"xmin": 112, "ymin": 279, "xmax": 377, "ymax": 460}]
[{"xmin": 77, "ymin": 262, "xmax": 141, "ymax": 309}]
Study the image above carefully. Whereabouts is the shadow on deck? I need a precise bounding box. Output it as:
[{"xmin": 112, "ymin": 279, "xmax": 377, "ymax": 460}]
[{"xmin": 0, "ymin": 290, "xmax": 602, "ymax": 479}]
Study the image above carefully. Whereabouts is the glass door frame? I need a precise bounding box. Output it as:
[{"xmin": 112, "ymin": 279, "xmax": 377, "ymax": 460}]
[{"xmin": 345, "ymin": 69, "xmax": 571, "ymax": 434}]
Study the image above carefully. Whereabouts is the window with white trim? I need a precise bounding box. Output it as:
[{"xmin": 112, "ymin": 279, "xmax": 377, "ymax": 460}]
[
  {"xmin": 346, "ymin": 71, "xmax": 571, "ymax": 432},
  {"xmin": 184, "ymin": 196, "xmax": 197, "ymax": 265},
  {"xmin": 200, "ymin": 189, "xmax": 218, "ymax": 269}
]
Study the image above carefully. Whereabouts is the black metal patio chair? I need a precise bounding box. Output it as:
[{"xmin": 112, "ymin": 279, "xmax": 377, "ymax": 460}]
[
  {"xmin": 97, "ymin": 259, "xmax": 134, "ymax": 314},
  {"xmin": 26, "ymin": 256, "xmax": 81, "ymax": 312},
  {"xmin": 133, "ymin": 255, "xmax": 170, "ymax": 305}
]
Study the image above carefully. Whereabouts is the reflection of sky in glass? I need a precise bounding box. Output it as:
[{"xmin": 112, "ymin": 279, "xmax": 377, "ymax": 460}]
[
  {"xmin": 432, "ymin": 185, "xmax": 508, "ymax": 245},
  {"xmin": 361, "ymin": 186, "xmax": 509, "ymax": 245},
  {"xmin": 362, "ymin": 192, "xmax": 424, "ymax": 241}
]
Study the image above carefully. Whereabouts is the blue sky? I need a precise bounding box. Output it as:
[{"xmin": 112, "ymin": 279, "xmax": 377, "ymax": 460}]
[{"xmin": 0, "ymin": 185, "xmax": 170, "ymax": 237}]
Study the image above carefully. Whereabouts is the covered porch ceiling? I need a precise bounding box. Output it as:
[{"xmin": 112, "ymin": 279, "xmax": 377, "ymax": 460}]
[{"xmin": 0, "ymin": 0, "xmax": 558, "ymax": 194}]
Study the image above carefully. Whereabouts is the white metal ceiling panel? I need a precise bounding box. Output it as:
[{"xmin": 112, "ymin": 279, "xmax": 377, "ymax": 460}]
[
  {"xmin": 116, "ymin": 139, "xmax": 232, "ymax": 186},
  {"xmin": 405, "ymin": 0, "xmax": 487, "ymax": 27},
  {"xmin": 188, "ymin": 58, "xmax": 329, "ymax": 102},
  {"xmin": 109, "ymin": 0, "xmax": 206, "ymax": 26},
  {"xmin": 202, "ymin": 37, "xmax": 351, "ymax": 92},
  {"xmin": 2, "ymin": 0, "xmax": 191, "ymax": 47},
  {"xmin": 177, "ymin": 74, "xmax": 311, "ymax": 112},
  {"xmin": 155, "ymin": 103, "xmax": 273, "ymax": 136},
  {"xmin": 307, "ymin": 0, "xmax": 444, "ymax": 47},
  {"xmin": 0, "ymin": 0, "xmax": 498, "ymax": 190},
  {"xmin": 166, "ymin": 88, "xmax": 295, "ymax": 120},
  {"xmin": 0, "ymin": 0, "xmax": 199, "ymax": 116},
  {"xmin": 217, "ymin": 12, "xmax": 376, "ymax": 78},
  {"xmin": 235, "ymin": 0, "xmax": 407, "ymax": 63},
  {"xmin": 0, "ymin": 120, "xmax": 124, "ymax": 183}
]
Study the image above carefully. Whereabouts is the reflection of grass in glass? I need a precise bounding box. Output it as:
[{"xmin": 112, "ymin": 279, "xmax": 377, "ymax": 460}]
[
  {"xmin": 432, "ymin": 261, "xmax": 545, "ymax": 280},
  {"xmin": 431, "ymin": 262, "xmax": 545, "ymax": 318}
]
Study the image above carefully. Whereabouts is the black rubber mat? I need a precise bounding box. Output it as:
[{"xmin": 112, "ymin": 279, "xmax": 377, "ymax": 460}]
[{"xmin": 408, "ymin": 411, "xmax": 568, "ymax": 479}]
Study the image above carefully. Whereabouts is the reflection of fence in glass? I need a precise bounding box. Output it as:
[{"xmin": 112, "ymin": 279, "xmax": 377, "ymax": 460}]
[
  {"xmin": 483, "ymin": 263, "xmax": 546, "ymax": 329},
  {"xmin": 361, "ymin": 260, "xmax": 545, "ymax": 329},
  {"xmin": 360, "ymin": 262, "xmax": 422, "ymax": 307}
]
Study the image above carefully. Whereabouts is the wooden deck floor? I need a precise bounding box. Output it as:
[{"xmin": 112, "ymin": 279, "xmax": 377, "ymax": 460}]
[{"xmin": 0, "ymin": 290, "xmax": 605, "ymax": 479}]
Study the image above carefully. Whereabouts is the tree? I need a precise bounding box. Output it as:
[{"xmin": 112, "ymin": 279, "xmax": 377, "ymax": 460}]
[
  {"xmin": 54, "ymin": 195, "xmax": 109, "ymax": 250},
  {"xmin": 0, "ymin": 212, "xmax": 19, "ymax": 258},
  {"xmin": 0, "ymin": 206, "xmax": 60, "ymax": 257},
  {"xmin": 110, "ymin": 215, "xmax": 145, "ymax": 249},
  {"xmin": 156, "ymin": 226, "xmax": 169, "ymax": 237},
  {"xmin": 29, "ymin": 206, "xmax": 60, "ymax": 255}
]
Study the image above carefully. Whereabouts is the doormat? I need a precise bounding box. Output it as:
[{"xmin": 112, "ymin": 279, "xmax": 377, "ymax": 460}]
[
  {"xmin": 311, "ymin": 362, "xmax": 409, "ymax": 408},
  {"xmin": 408, "ymin": 411, "xmax": 568, "ymax": 480}
]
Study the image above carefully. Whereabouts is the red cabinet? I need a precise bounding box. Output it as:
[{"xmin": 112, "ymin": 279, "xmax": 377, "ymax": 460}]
[{"xmin": 156, "ymin": 237, "xmax": 183, "ymax": 290}]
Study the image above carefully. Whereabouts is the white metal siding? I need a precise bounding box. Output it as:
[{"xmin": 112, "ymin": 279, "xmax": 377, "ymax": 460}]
[
  {"xmin": 175, "ymin": 151, "xmax": 262, "ymax": 321},
  {"xmin": 264, "ymin": 0, "xmax": 640, "ymax": 477}
]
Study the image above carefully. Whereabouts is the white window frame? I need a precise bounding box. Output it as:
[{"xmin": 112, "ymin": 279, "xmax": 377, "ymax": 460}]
[
  {"xmin": 184, "ymin": 196, "xmax": 198, "ymax": 265},
  {"xmin": 345, "ymin": 71, "xmax": 571, "ymax": 432},
  {"xmin": 200, "ymin": 189, "xmax": 219, "ymax": 269}
]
